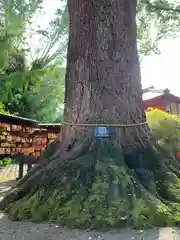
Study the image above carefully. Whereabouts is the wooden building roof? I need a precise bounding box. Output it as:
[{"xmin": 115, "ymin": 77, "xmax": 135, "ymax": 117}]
[
  {"xmin": 38, "ymin": 123, "xmax": 62, "ymax": 132},
  {"xmin": 143, "ymin": 93, "xmax": 180, "ymax": 109},
  {"xmin": 0, "ymin": 113, "xmax": 38, "ymax": 126}
]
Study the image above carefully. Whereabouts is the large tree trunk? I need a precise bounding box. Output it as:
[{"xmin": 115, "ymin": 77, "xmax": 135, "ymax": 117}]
[
  {"xmin": 58, "ymin": 0, "xmax": 148, "ymax": 168},
  {"xmin": 1, "ymin": 0, "xmax": 180, "ymax": 229},
  {"xmin": 64, "ymin": 0, "xmax": 145, "ymax": 147}
]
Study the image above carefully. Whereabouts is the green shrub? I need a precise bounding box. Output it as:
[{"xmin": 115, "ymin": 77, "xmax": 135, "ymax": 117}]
[
  {"xmin": 146, "ymin": 109, "xmax": 180, "ymax": 153},
  {"xmin": 0, "ymin": 158, "xmax": 13, "ymax": 168},
  {"xmin": 0, "ymin": 102, "xmax": 6, "ymax": 113}
]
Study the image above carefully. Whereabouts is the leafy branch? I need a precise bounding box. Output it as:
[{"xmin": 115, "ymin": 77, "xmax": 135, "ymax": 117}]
[{"xmin": 145, "ymin": 0, "xmax": 180, "ymax": 13}]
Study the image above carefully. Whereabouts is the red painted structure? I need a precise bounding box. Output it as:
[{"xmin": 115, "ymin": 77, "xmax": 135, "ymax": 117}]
[{"xmin": 143, "ymin": 92, "xmax": 180, "ymax": 114}]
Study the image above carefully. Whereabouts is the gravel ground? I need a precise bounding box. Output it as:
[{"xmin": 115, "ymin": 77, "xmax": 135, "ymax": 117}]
[{"xmin": 0, "ymin": 177, "xmax": 180, "ymax": 240}]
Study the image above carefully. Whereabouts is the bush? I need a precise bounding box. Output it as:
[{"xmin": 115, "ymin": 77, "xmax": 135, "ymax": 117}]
[
  {"xmin": 0, "ymin": 158, "xmax": 13, "ymax": 168},
  {"xmin": 0, "ymin": 102, "xmax": 8, "ymax": 114},
  {"xmin": 146, "ymin": 109, "xmax": 180, "ymax": 154}
]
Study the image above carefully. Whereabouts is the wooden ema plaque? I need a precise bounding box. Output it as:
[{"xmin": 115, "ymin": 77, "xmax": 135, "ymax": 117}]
[
  {"xmin": 0, "ymin": 114, "xmax": 62, "ymax": 158},
  {"xmin": 0, "ymin": 122, "xmax": 35, "ymax": 156}
]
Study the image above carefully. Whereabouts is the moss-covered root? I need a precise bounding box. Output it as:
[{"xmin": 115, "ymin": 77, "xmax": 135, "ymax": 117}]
[{"xmin": 5, "ymin": 140, "xmax": 180, "ymax": 229}]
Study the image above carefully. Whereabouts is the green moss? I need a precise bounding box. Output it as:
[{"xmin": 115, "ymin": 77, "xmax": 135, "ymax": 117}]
[
  {"xmin": 156, "ymin": 171, "xmax": 180, "ymax": 202},
  {"xmin": 131, "ymin": 199, "xmax": 152, "ymax": 228},
  {"xmin": 153, "ymin": 203, "xmax": 176, "ymax": 226},
  {"xmin": 6, "ymin": 140, "xmax": 180, "ymax": 229}
]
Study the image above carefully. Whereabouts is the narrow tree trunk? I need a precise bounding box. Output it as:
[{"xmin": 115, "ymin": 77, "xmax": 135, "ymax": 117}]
[{"xmin": 1, "ymin": 0, "xmax": 180, "ymax": 229}]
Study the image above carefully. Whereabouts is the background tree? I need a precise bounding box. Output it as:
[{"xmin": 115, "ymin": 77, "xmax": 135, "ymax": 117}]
[
  {"xmin": 0, "ymin": 0, "xmax": 67, "ymax": 122},
  {"xmin": 1, "ymin": 0, "xmax": 180, "ymax": 119},
  {"xmin": 1, "ymin": 0, "xmax": 180, "ymax": 228},
  {"xmin": 138, "ymin": 0, "xmax": 180, "ymax": 56},
  {"xmin": 21, "ymin": 62, "xmax": 65, "ymax": 122}
]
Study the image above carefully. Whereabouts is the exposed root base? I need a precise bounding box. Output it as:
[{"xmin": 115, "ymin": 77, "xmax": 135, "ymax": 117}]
[{"xmin": 2, "ymin": 140, "xmax": 180, "ymax": 229}]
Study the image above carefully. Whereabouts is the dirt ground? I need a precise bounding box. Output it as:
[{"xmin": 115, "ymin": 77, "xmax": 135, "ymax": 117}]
[{"xmin": 0, "ymin": 166, "xmax": 180, "ymax": 240}]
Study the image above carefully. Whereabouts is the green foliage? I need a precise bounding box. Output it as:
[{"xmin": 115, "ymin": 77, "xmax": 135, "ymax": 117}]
[
  {"xmin": 146, "ymin": 109, "xmax": 180, "ymax": 152},
  {"xmin": 138, "ymin": 0, "xmax": 180, "ymax": 57},
  {"xmin": 0, "ymin": 0, "xmax": 44, "ymax": 102},
  {"xmin": 0, "ymin": 102, "xmax": 6, "ymax": 113},
  {"xmin": 0, "ymin": 0, "xmax": 67, "ymax": 122},
  {"xmin": 21, "ymin": 62, "xmax": 65, "ymax": 122},
  {"xmin": 0, "ymin": 158, "xmax": 13, "ymax": 168},
  {"xmin": 3, "ymin": 61, "xmax": 65, "ymax": 122},
  {"xmin": 0, "ymin": 0, "xmax": 43, "ymax": 71}
]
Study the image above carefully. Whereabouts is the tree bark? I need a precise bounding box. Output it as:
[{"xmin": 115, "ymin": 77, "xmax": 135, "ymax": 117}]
[
  {"xmin": 61, "ymin": 0, "xmax": 147, "ymax": 157},
  {"xmin": 66, "ymin": 0, "xmax": 144, "ymax": 128},
  {"xmin": 1, "ymin": 0, "xmax": 180, "ymax": 229}
]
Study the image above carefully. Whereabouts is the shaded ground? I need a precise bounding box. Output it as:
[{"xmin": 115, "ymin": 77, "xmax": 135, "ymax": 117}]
[
  {"xmin": 0, "ymin": 164, "xmax": 27, "ymax": 182},
  {"xmin": 0, "ymin": 165, "xmax": 180, "ymax": 240}
]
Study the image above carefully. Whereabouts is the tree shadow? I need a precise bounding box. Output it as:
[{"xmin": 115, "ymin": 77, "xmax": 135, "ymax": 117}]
[
  {"xmin": 0, "ymin": 179, "xmax": 16, "ymax": 187},
  {"xmin": 0, "ymin": 179, "xmax": 16, "ymax": 201}
]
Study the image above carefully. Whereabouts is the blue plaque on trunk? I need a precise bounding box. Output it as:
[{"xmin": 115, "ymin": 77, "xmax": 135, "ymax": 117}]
[{"xmin": 93, "ymin": 126, "xmax": 111, "ymax": 137}]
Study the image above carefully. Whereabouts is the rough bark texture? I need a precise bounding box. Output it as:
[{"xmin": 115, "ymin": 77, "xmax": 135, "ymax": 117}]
[
  {"xmin": 0, "ymin": 0, "xmax": 180, "ymax": 229},
  {"xmin": 64, "ymin": 0, "xmax": 146, "ymax": 150}
]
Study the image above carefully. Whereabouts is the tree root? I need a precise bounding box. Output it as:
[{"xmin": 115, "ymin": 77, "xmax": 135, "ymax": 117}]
[
  {"xmin": 0, "ymin": 139, "xmax": 180, "ymax": 229},
  {"xmin": 0, "ymin": 137, "xmax": 92, "ymax": 210}
]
